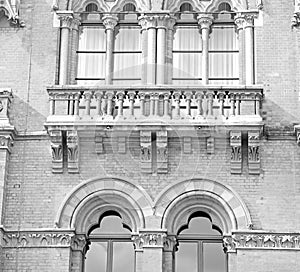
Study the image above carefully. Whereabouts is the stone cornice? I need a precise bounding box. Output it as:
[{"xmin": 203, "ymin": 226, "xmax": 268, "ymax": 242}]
[{"xmin": 224, "ymin": 232, "xmax": 300, "ymax": 252}]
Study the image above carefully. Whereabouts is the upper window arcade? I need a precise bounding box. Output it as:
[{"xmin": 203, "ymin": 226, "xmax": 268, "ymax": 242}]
[{"xmin": 57, "ymin": 0, "xmax": 257, "ymax": 87}]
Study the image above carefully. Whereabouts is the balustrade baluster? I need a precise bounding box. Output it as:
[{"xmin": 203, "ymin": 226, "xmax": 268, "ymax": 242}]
[
  {"xmin": 94, "ymin": 91, "xmax": 103, "ymax": 116},
  {"xmin": 255, "ymin": 94, "xmax": 261, "ymax": 115},
  {"xmin": 184, "ymin": 91, "xmax": 193, "ymax": 117},
  {"xmin": 236, "ymin": 94, "xmax": 241, "ymax": 115},
  {"xmin": 68, "ymin": 94, "xmax": 74, "ymax": 115},
  {"xmin": 74, "ymin": 93, "xmax": 80, "ymax": 116},
  {"xmin": 49, "ymin": 95, "xmax": 55, "ymax": 115},
  {"xmin": 207, "ymin": 91, "xmax": 214, "ymax": 118},
  {"xmin": 230, "ymin": 93, "xmax": 236, "ymax": 116},
  {"xmin": 163, "ymin": 92, "xmax": 170, "ymax": 118},
  {"xmin": 150, "ymin": 93, "xmax": 155, "ymax": 117},
  {"xmin": 218, "ymin": 92, "xmax": 225, "ymax": 117},
  {"xmin": 116, "ymin": 91, "xmax": 125, "ymax": 118},
  {"xmin": 128, "ymin": 91, "xmax": 136, "ymax": 118},
  {"xmin": 84, "ymin": 91, "xmax": 92, "ymax": 116},
  {"xmin": 106, "ymin": 91, "xmax": 115, "ymax": 117},
  {"xmin": 195, "ymin": 92, "xmax": 203, "ymax": 118},
  {"xmin": 173, "ymin": 91, "xmax": 181, "ymax": 119},
  {"xmin": 154, "ymin": 93, "xmax": 159, "ymax": 116},
  {"xmin": 139, "ymin": 92, "xmax": 146, "ymax": 117}
]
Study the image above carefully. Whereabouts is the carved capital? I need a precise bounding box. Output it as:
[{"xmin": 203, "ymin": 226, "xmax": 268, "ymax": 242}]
[
  {"xmin": 132, "ymin": 231, "xmax": 167, "ymax": 249},
  {"xmin": 71, "ymin": 234, "xmax": 89, "ymax": 253},
  {"xmin": 234, "ymin": 14, "xmax": 245, "ymax": 31},
  {"xmin": 57, "ymin": 11, "xmax": 74, "ymax": 29},
  {"xmin": 103, "ymin": 15, "xmax": 118, "ymax": 31},
  {"xmin": 197, "ymin": 15, "xmax": 214, "ymax": 30},
  {"xmin": 49, "ymin": 130, "xmax": 63, "ymax": 174},
  {"xmin": 138, "ymin": 15, "xmax": 157, "ymax": 30},
  {"xmin": 163, "ymin": 235, "xmax": 177, "ymax": 252},
  {"xmin": 67, "ymin": 130, "xmax": 79, "ymax": 174}
]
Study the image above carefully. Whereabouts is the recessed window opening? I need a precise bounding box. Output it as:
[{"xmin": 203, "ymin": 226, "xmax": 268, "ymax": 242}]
[
  {"xmin": 85, "ymin": 3, "xmax": 98, "ymax": 12},
  {"xmin": 176, "ymin": 212, "xmax": 226, "ymax": 272},
  {"xmin": 85, "ymin": 212, "xmax": 134, "ymax": 272}
]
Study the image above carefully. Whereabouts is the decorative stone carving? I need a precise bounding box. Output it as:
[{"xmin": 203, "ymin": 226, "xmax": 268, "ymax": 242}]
[
  {"xmin": 49, "ymin": 130, "xmax": 63, "ymax": 174},
  {"xmin": 248, "ymin": 131, "xmax": 260, "ymax": 175},
  {"xmin": 57, "ymin": 11, "xmax": 74, "ymax": 29},
  {"xmin": 102, "ymin": 15, "xmax": 118, "ymax": 31},
  {"xmin": 230, "ymin": 131, "xmax": 242, "ymax": 174},
  {"xmin": 132, "ymin": 231, "xmax": 167, "ymax": 249},
  {"xmin": 0, "ymin": 135, "xmax": 13, "ymax": 153},
  {"xmin": 223, "ymin": 232, "xmax": 300, "ymax": 252},
  {"xmin": 292, "ymin": 0, "xmax": 300, "ymax": 28},
  {"xmin": 67, "ymin": 130, "xmax": 79, "ymax": 174},
  {"xmin": 157, "ymin": 131, "xmax": 168, "ymax": 173},
  {"xmin": 197, "ymin": 15, "xmax": 213, "ymax": 31},
  {"xmin": 207, "ymin": 137, "xmax": 214, "ymax": 154},
  {"xmin": 163, "ymin": 235, "xmax": 177, "ymax": 252},
  {"xmin": 0, "ymin": 0, "xmax": 24, "ymax": 27},
  {"xmin": 1, "ymin": 230, "xmax": 74, "ymax": 248},
  {"xmin": 71, "ymin": 234, "xmax": 89, "ymax": 253},
  {"xmin": 256, "ymin": 0, "xmax": 263, "ymax": 10},
  {"xmin": 140, "ymin": 131, "xmax": 152, "ymax": 173},
  {"xmin": 0, "ymin": 88, "xmax": 13, "ymax": 127}
]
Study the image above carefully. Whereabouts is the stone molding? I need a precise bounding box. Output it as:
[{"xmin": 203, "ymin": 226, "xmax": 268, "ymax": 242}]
[
  {"xmin": 223, "ymin": 232, "xmax": 300, "ymax": 252},
  {"xmin": 0, "ymin": 228, "xmax": 88, "ymax": 252}
]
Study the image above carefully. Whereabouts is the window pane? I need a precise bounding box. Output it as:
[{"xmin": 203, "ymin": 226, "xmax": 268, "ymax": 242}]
[
  {"xmin": 85, "ymin": 242, "xmax": 107, "ymax": 272},
  {"xmin": 173, "ymin": 27, "xmax": 202, "ymax": 50},
  {"xmin": 79, "ymin": 27, "xmax": 106, "ymax": 51},
  {"xmin": 173, "ymin": 53, "xmax": 202, "ymax": 79},
  {"xmin": 77, "ymin": 53, "xmax": 106, "ymax": 78},
  {"xmin": 176, "ymin": 242, "xmax": 197, "ymax": 272},
  {"xmin": 115, "ymin": 27, "xmax": 140, "ymax": 51},
  {"xmin": 203, "ymin": 243, "xmax": 226, "ymax": 272},
  {"xmin": 209, "ymin": 26, "xmax": 238, "ymax": 51},
  {"xmin": 113, "ymin": 53, "xmax": 141, "ymax": 79},
  {"xmin": 112, "ymin": 242, "xmax": 134, "ymax": 272}
]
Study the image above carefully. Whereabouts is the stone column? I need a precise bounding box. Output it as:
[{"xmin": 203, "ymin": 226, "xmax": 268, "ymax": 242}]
[
  {"xmin": 103, "ymin": 15, "xmax": 118, "ymax": 85},
  {"xmin": 166, "ymin": 17, "xmax": 176, "ymax": 84},
  {"xmin": 70, "ymin": 234, "xmax": 89, "ymax": 272},
  {"xmin": 234, "ymin": 14, "xmax": 245, "ymax": 85},
  {"xmin": 70, "ymin": 16, "xmax": 81, "ymax": 85},
  {"xmin": 156, "ymin": 16, "xmax": 166, "ymax": 85},
  {"xmin": 244, "ymin": 14, "xmax": 255, "ymax": 85},
  {"xmin": 57, "ymin": 11, "xmax": 74, "ymax": 85},
  {"xmin": 198, "ymin": 15, "xmax": 213, "ymax": 85},
  {"xmin": 138, "ymin": 17, "xmax": 148, "ymax": 84},
  {"xmin": 163, "ymin": 235, "xmax": 177, "ymax": 272}
]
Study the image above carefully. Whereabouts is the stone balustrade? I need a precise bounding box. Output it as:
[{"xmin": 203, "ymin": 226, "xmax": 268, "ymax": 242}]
[{"xmin": 46, "ymin": 85, "xmax": 263, "ymax": 126}]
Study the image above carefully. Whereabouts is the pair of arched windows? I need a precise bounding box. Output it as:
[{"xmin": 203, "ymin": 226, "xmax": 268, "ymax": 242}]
[
  {"xmin": 84, "ymin": 211, "xmax": 226, "ymax": 272},
  {"xmin": 76, "ymin": 2, "xmax": 239, "ymax": 86}
]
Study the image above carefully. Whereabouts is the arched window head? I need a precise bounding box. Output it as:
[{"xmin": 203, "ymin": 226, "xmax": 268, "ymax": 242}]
[
  {"xmin": 85, "ymin": 3, "xmax": 98, "ymax": 12},
  {"xmin": 218, "ymin": 2, "xmax": 232, "ymax": 12},
  {"xmin": 180, "ymin": 3, "xmax": 193, "ymax": 12},
  {"xmin": 123, "ymin": 3, "xmax": 136, "ymax": 12}
]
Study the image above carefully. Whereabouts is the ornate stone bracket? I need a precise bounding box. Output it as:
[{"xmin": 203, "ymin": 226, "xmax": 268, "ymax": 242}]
[
  {"xmin": 49, "ymin": 130, "xmax": 63, "ymax": 174},
  {"xmin": 157, "ymin": 131, "xmax": 168, "ymax": 173},
  {"xmin": 67, "ymin": 130, "xmax": 79, "ymax": 174},
  {"xmin": 140, "ymin": 131, "xmax": 152, "ymax": 173},
  {"xmin": 223, "ymin": 232, "xmax": 300, "ymax": 253},
  {"xmin": 230, "ymin": 131, "xmax": 242, "ymax": 174},
  {"xmin": 248, "ymin": 131, "xmax": 260, "ymax": 175},
  {"xmin": 0, "ymin": 88, "xmax": 13, "ymax": 128},
  {"xmin": 0, "ymin": 0, "xmax": 25, "ymax": 27}
]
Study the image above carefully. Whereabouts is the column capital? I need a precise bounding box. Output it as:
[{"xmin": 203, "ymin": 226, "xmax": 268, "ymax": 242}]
[
  {"xmin": 57, "ymin": 11, "xmax": 74, "ymax": 29},
  {"xmin": 197, "ymin": 14, "xmax": 214, "ymax": 30},
  {"xmin": 71, "ymin": 16, "xmax": 81, "ymax": 31},
  {"xmin": 234, "ymin": 14, "xmax": 245, "ymax": 30},
  {"xmin": 138, "ymin": 15, "xmax": 157, "ymax": 30},
  {"xmin": 156, "ymin": 14, "xmax": 176, "ymax": 30},
  {"xmin": 132, "ymin": 230, "xmax": 168, "ymax": 249},
  {"xmin": 102, "ymin": 15, "xmax": 118, "ymax": 31},
  {"xmin": 71, "ymin": 234, "xmax": 89, "ymax": 253}
]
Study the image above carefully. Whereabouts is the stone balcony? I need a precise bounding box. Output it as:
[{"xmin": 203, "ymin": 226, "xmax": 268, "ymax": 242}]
[{"xmin": 45, "ymin": 85, "xmax": 263, "ymax": 130}]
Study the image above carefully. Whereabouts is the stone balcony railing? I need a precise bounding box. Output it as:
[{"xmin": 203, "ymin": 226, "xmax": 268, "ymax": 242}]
[{"xmin": 45, "ymin": 85, "xmax": 263, "ymax": 129}]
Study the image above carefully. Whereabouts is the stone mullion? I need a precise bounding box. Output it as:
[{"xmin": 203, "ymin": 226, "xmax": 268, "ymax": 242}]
[
  {"xmin": 103, "ymin": 15, "xmax": 118, "ymax": 85},
  {"xmin": 57, "ymin": 11, "xmax": 74, "ymax": 85},
  {"xmin": 198, "ymin": 15, "xmax": 213, "ymax": 85}
]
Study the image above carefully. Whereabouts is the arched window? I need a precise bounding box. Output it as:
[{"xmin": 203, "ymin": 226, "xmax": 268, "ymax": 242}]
[
  {"xmin": 173, "ymin": 3, "xmax": 202, "ymax": 85},
  {"xmin": 176, "ymin": 212, "xmax": 227, "ymax": 272},
  {"xmin": 209, "ymin": 3, "xmax": 239, "ymax": 85},
  {"xmin": 85, "ymin": 212, "xmax": 135, "ymax": 272}
]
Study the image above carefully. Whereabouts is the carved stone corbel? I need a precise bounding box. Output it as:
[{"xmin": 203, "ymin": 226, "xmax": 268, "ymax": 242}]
[
  {"xmin": 49, "ymin": 130, "xmax": 63, "ymax": 174},
  {"xmin": 140, "ymin": 131, "xmax": 152, "ymax": 173},
  {"xmin": 248, "ymin": 131, "xmax": 260, "ymax": 175},
  {"xmin": 230, "ymin": 131, "xmax": 242, "ymax": 174},
  {"xmin": 67, "ymin": 130, "xmax": 79, "ymax": 174},
  {"xmin": 71, "ymin": 234, "xmax": 89, "ymax": 253},
  {"xmin": 157, "ymin": 131, "xmax": 168, "ymax": 173}
]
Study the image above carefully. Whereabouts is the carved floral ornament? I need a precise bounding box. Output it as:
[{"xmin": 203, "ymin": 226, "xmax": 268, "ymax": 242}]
[
  {"xmin": 292, "ymin": 0, "xmax": 300, "ymax": 28},
  {"xmin": 0, "ymin": 0, "xmax": 24, "ymax": 27}
]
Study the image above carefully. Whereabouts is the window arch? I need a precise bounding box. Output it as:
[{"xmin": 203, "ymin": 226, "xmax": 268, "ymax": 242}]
[
  {"xmin": 175, "ymin": 212, "xmax": 227, "ymax": 272},
  {"xmin": 85, "ymin": 212, "xmax": 135, "ymax": 272}
]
